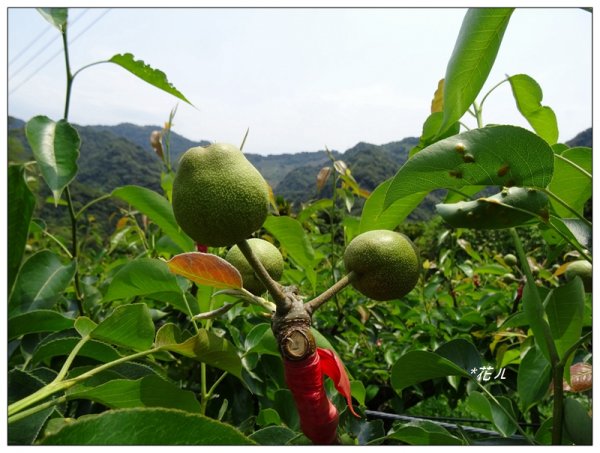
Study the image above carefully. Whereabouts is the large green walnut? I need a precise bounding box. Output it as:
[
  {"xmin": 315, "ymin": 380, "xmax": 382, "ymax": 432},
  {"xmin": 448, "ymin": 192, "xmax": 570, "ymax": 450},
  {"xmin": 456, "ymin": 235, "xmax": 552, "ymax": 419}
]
[
  {"xmin": 565, "ymin": 260, "xmax": 592, "ymax": 292},
  {"xmin": 226, "ymin": 238, "xmax": 284, "ymax": 295},
  {"xmin": 343, "ymin": 230, "xmax": 420, "ymax": 301},
  {"xmin": 172, "ymin": 143, "xmax": 269, "ymax": 247}
]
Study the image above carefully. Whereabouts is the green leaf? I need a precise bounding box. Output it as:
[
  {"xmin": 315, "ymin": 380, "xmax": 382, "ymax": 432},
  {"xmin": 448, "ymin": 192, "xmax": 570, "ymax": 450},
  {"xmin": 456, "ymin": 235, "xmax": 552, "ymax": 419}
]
[
  {"xmin": 109, "ymin": 53, "xmax": 192, "ymax": 105},
  {"xmin": 522, "ymin": 285, "xmax": 552, "ymax": 362},
  {"xmin": 545, "ymin": 278, "xmax": 584, "ymax": 363},
  {"xmin": 36, "ymin": 8, "xmax": 67, "ymax": 31},
  {"xmin": 359, "ymin": 177, "xmax": 427, "ymax": 233},
  {"xmin": 8, "ymin": 310, "xmax": 74, "ymax": 340},
  {"xmin": 25, "ymin": 116, "xmax": 80, "ymax": 203},
  {"xmin": 435, "ymin": 339, "xmax": 482, "ymax": 374},
  {"xmin": 31, "ymin": 338, "xmax": 121, "ymax": 365},
  {"xmin": 103, "ymin": 258, "xmax": 182, "ymax": 302},
  {"xmin": 67, "ymin": 375, "xmax": 201, "ymax": 413},
  {"xmin": 439, "ymin": 8, "xmax": 513, "ymax": 135},
  {"xmin": 548, "ymin": 147, "xmax": 592, "ymax": 217},
  {"xmin": 74, "ymin": 317, "xmax": 98, "ymax": 337},
  {"xmin": 263, "ymin": 215, "xmax": 316, "ymax": 290},
  {"xmin": 388, "ymin": 420, "xmax": 464, "ymax": 445},
  {"xmin": 436, "ymin": 187, "xmax": 550, "ymax": 230},
  {"xmin": 410, "ymin": 111, "xmax": 460, "ymax": 157},
  {"xmin": 256, "ymin": 408, "xmax": 282, "ymax": 427},
  {"xmin": 244, "ymin": 323, "xmax": 279, "ymax": 357},
  {"xmin": 467, "ymin": 391, "xmax": 517, "ymax": 437},
  {"xmin": 273, "ymin": 389, "xmax": 299, "ymax": 430},
  {"xmin": 156, "ymin": 323, "xmax": 242, "ymax": 378},
  {"xmin": 8, "ymin": 250, "xmax": 77, "ymax": 319},
  {"xmin": 249, "ymin": 426, "xmax": 297, "ymax": 445},
  {"xmin": 548, "ymin": 216, "xmax": 592, "ymax": 252},
  {"xmin": 40, "ymin": 408, "xmax": 255, "ymax": 445},
  {"xmin": 390, "ymin": 350, "xmax": 471, "ymax": 394},
  {"xmin": 8, "ymin": 165, "xmax": 36, "ymax": 294},
  {"xmin": 517, "ymin": 346, "xmax": 551, "ymax": 410},
  {"xmin": 91, "ymin": 304, "xmax": 155, "ymax": 351},
  {"xmin": 563, "ymin": 398, "xmax": 592, "ymax": 445},
  {"xmin": 112, "ymin": 185, "xmax": 194, "ymax": 252},
  {"xmin": 8, "ymin": 369, "xmax": 56, "ymax": 445},
  {"xmin": 508, "ymin": 74, "xmax": 558, "ymax": 144},
  {"xmin": 384, "ymin": 125, "xmax": 554, "ymax": 210}
]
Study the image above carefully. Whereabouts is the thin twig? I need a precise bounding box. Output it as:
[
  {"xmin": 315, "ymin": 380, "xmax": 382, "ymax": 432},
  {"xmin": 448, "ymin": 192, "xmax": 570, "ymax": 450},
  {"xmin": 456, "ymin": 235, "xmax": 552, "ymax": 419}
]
[{"xmin": 305, "ymin": 272, "xmax": 357, "ymax": 314}]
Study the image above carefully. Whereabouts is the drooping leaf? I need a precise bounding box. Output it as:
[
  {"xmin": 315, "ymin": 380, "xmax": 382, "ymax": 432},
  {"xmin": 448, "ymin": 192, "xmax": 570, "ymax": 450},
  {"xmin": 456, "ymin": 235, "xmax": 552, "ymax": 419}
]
[
  {"xmin": 155, "ymin": 323, "xmax": 242, "ymax": 378},
  {"xmin": 25, "ymin": 116, "xmax": 80, "ymax": 203},
  {"xmin": 36, "ymin": 7, "xmax": 67, "ymax": 31},
  {"xmin": 384, "ymin": 125, "xmax": 554, "ymax": 210},
  {"xmin": 547, "ymin": 147, "xmax": 592, "ymax": 217},
  {"xmin": 8, "ymin": 310, "xmax": 74, "ymax": 340},
  {"xmin": 8, "ymin": 165, "xmax": 36, "ymax": 294},
  {"xmin": 517, "ymin": 346, "xmax": 551, "ymax": 410},
  {"xmin": 91, "ymin": 304, "xmax": 155, "ymax": 352},
  {"xmin": 439, "ymin": 8, "xmax": 513, "ymax": 135},
  {"xmin": 508, "ymin": 74, "xmax": 558, "ymax": 144},
  {"xmin": 109, "ymin": 53, "xmax": 192, "ymax": 105},
  {"xmin": 167, "ymin": 252, "xmax": 242, "ymax": 290},
  {"xmin": 436, "ymin": 187, "xmax": 550, "ymax": 229},
  {"xmin": 112, "ymin": 185, "xmax": 194, "ymax": 252},
  {"xmin": 390, "ymin": 350, "xmax": 471, "ymax": 393},
  {"xmin": 8, "ymin": 250, "xmax": 77, "ymax": 319},
  {"xmin": 103, "ymin": 258, "xmax": 182, "ymax": 302},
  {"xmin": 66, "ymin": 375, "xmax": 201, "ymax": 413},
  {"xmin": 40, "ymin": 408, "xmax": 255, "ymax": 445}
]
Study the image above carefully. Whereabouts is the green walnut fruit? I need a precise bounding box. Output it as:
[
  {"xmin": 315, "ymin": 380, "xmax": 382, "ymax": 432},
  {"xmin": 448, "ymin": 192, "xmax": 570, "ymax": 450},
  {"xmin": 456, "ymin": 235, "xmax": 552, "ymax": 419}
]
[
  {"xmin": 172, "ymin": 143, "xmax": 269, "ymax": 247},
  {"xmin": 565, "ymin": 260, "xmax": 592, "ymax": 292},
  {"xmin": 504, "ymin": 254, "xmax": 518, "ymax": 267},
  {"xmin": 226, "ymin": 238, "xmax": 284, "ymax": 295},
  {"xmin": 343, "ymin": 230, "xmax": 420, "ymax": 301}
]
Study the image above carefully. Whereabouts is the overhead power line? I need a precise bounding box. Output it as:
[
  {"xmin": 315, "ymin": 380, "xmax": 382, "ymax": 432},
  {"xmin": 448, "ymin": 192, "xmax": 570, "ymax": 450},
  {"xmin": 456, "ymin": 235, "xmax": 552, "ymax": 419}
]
[
  {"xmin": 9, "ymin": 9, "xmax": 111, "ymax": 96},
  {"xmin": 9, "ymin": 9, "xmax": 90, "ymax": 80}
]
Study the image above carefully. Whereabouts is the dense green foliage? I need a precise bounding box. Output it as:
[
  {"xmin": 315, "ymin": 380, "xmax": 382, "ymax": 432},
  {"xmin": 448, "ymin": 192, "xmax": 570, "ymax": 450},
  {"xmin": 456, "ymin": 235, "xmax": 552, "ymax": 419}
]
[{"xmin": 8, "ymin": 7, "xmax": 592, "ymax": 447}]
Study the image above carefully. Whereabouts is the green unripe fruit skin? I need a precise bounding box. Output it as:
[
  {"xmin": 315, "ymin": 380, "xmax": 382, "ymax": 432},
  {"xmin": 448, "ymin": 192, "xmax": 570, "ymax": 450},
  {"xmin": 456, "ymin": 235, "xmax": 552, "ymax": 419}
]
[
  {"xmin": 225, "ymin": 238, "xmax": 284, "ymax": 295},
  {"xmin": 343, "ymin": 230, "xmax": 420, "ymax": 301},
  {"xmin": 504, "ymin": 254, "xmax": 518, "ymax": 267},
  {"xmin": 565, "ymin": 260, "xmax": 592, "ymax": 293},
  {"xmin": 172, "ymin": 143, "xmax": 269, "ymax": 247}
]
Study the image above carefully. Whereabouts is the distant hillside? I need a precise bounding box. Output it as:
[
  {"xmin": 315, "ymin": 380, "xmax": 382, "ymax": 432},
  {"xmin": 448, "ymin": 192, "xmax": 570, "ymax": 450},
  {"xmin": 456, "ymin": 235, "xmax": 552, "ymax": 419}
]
[{"xmin": 7, "ymin": 116, "xmax": 592, "ymax": 230}]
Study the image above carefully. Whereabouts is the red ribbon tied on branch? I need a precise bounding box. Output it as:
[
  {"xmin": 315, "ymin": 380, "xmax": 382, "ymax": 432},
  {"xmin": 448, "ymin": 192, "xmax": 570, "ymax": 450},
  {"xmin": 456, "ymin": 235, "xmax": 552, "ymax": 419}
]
[{"xmin": 283, "ymin": 347, "xmax": 360, "ymax": 444}]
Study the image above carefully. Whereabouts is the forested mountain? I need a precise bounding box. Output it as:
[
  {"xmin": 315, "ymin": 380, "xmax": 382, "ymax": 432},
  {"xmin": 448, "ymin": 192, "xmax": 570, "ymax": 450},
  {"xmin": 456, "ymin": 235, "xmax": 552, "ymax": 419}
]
[{"xmin": 7, "ymin": 116, "xmax": 592, "ymax": 231}]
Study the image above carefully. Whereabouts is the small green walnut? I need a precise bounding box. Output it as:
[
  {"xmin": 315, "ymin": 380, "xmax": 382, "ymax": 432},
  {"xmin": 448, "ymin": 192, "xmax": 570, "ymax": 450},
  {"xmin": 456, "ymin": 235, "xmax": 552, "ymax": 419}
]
[{"xmin": 343, "ymin": 230, "xmax": 420, "ymax": 301}]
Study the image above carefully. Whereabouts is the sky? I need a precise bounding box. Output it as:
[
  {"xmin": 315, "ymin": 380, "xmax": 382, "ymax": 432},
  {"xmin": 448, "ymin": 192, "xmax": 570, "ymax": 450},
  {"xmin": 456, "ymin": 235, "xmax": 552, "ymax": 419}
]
[{"xmin": 6, "ymin": 6, "xmax": 593, "ymax": 156}]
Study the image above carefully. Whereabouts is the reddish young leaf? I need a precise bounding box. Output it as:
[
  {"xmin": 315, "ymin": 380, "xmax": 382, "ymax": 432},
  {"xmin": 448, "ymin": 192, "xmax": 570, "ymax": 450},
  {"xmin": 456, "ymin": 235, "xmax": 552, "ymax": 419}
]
[
  {"xmin": 167, "ymin": 252, "xmax": 242, "ymax": 289},
  {"xmin": 317, "ymin": 347, "xmax": 360, "ymax": 417},
  {"xmin": 564, "ymin": 362, "xmax": 592, "ymax": 393}
]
